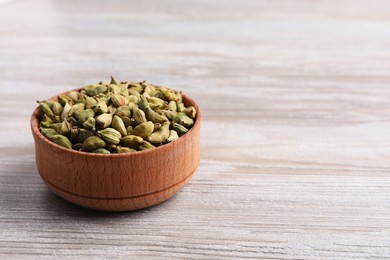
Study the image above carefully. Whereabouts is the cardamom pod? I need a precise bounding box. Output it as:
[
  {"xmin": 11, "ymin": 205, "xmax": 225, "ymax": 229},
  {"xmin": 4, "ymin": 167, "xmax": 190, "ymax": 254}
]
[
  {"xmin": 172, "ymin": 123, "xmax": 188, "ymax": 135},
  {"xmin": 110, "ymin": 75, "xmax": 120, "ymax": 85},
  {"xmin": 82, "ymin": 136, "xmax": 106, "ymax": 152},
  {"xmin": 121, "ymin": 135, "xmax": 144, "ymax": 148},
  {"xmin": 132, "ymin": 121, "xmax": 154, "ymax": 138},
  {"xmin": 128, "ymin": 82, "xmax": 144, "ymax": 93},
  {"xmin": 58, "ymin": 120, "xmax": 72, "ymax": 135},
  {"xmin": 139, "ymin": 140, "xmax": 155, "ymax": 151},
  {"xmin": 83, "ymin": 117, "xmax": 96, "ymax": 131},
  {"xmin": 72, "ymin": 143, "xmax": 83, "ymax": 151},
  {"xmin": 131, "ymin": 107, "xmax": 147, "ymax": 124},
  {"xmin": 98, "ymin": 128, "xmax": 121, "ymax": 144},
  {"xmin": 145, "ymin": 107, "xmax": 168, "ymax": 123},
  {"xmin": 40, "ymin": 127, "xmax": 57, "ymax": 139},
  {"xmin": 173, "ymin": 112, "xmax": 194, "ymax": 128},
  {"xmin": 111, "ymin": 94, "xmax": 126, "ymax": 107},
  {"xmin": 75, "ymin": 109, "xmax": 95, "ymax": 124},
  {"xmin": 61, "ymin": 102, "xmax": 72, "ymax": 121},
  {"xmin": 85, "ymin": 96, "xmax": 98, "ymax": 109},
  {"xmin": 38, "ymin": 101, "xmax": 54, "ymax": 119},
  {"xmin": 168, "ymin": 100, "xmax": 177, "ymax": 111},
  {"xmin": 93, "ymin": 98, "xmax": 108, "ymax": 114},
  {"xmin": 117, "ymin": 146, "xmax": 136, "ymax": 153},
  {"xmin": 78, "ymin": 129, "xmax": 94, "ymax": 143},
  {"xmin": 52, "ymin": 101, "xmax": 63, "ymax": 116},
  {"xmin": 183, "ymin": 106, "xmax": 196, "ymax": 119},
  {"xmin": 167, "ymin": 130, "xmax": 179, "ymax": 142},
  {"xmin": 112, "ymin": 115, "xmax": 127, "ymax": 136},
  {"xmin": 115, "ymin": 105, "xmax": 131, "ymax": 117},
  {"xmin": 50, "ymin": 134, "xmax": 72, "ymax": 149},
  {"xmin": 40, "ymin": 114, "xmax": 53, "ymax": 128},
  {"xmin": 147, "ymin": 121, "xmax": 170, "ymax": 144},
  {"xmin": 92, "ymin": 148, "xmax": 111, "ymax": 154},
  {"xmin": 96, "ymin": 113, "xmax": 112, "ymax": 129}
]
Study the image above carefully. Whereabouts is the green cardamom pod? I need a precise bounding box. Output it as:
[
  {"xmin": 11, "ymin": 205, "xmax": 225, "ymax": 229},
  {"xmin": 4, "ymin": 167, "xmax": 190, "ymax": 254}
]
[
  {"xmin": 147, "ymin": 121, "xmax": 170, "ymax": 144},
  {"xmin": 75, "ymin": 109, "xmax": 95, "ymax": 124},
  {"xmin": 96, "ymin": 113, "xmax": 112, "ymax": 129},
  {"xmin": 112, "ymin": 115, "xmax": 127, "ymax": 136},
  {"xmin": 183, "ymin": 106, "xmax": 197, "ymax": 119},
  {"xmin": 85, "ymin": 96, "xmax": 98, "ymax": 109},
  {"xmin": 52, "ymin": 101, "xmax": 63, "ymax": 116},
  {"xmin": 138, "ymin": 95, "xmax": 150, "ymax": 111},
  {"xmin": 158, "ymin": 109, "xmax": 176, "ymax": 120},
  {"xmin": 68, "ymin": 103, "xmax": 85, "ymax": 117},
  {"xmin": 82, "ymin": 136, "xmax": 106, "ymax": 152},
  {"xmin": 167, "ymin": 130, "xmax": 179, "ymax": 142},
  {"xmin": 173, "ymin": 112, "xmax": 194, "ymax": 128},
  {"xmin": 111, "ymin": 94, "xmax": 126, "ymax": 107},
  {"xmin": 110, "ymin": 75, "xmax": 120, "ymax": 85},
  {"xmin": 147, "ymin": 97, "xmax": 168, "ymax": 110},
  {"xmin": 168, "ymin": 100, "xmax": 177, "ymax": 111},
  {"xmin": 49, "ymin": 123, "xmax": 62, "ymax": 133},
  {"xmin": 84, "ymin": 84, "xmax": 107, "ymax": 96},
  {"xmin": 38, "ymin": 101, "xmax": 55, "ymax": 119},
  {"xmin": 93, "ymin": 98, "xmax": 108, "ymax": 114},
  {"xmin": 121, "ymin": 117, "xmax": 132, "ymax": 127},
  {"xmin": 67, "ymin": 91, "xmax": 80, "ymax": 101},
  {"xmin": 50, "ymin": 134, "xmax": 72, "ymax": 149},
  {"xmin": 126, "ymin": 95, "xmax": 139, "ymax": 104},
  {"xmin": 78, "ymin": 129, "xmax": 94, "ymax": 143},
  {"xmin": 131, "ymin": 107, "xmax": 147, "ymax": 124},
  {"xmin": 98, "ymin": 128, "xmax": 121, "ymax": 144},
  {"xmin": 145, "ymin": 107, "xmax": 168, "ymax": 123},
  {"xmin": 115, "ymin": 105, "xmax": 131, "ymax": 117},
  {"xmin": 117, "ymin": 146, "xmax": 136, "ymax": 153},
  {"xmin": 40, "ymin": 127, "xmax": 57, "ymax": 139},
  {"xmin": 121, "ymin": 135, "xmax": 144, "ymax": 149},
  {"xmin": 92, "ymin": 148, "xmax": 111, "ymax": 154},
  {"xmin": 131, "ymin": 121, "xmax": 154, "ymax": 138},
  {"xmin": 108, "ymin": 84, "xmax": 121, "ymax": 94},
  {"xmin": 70, "ymin": 127, "xmax": 80, "ymax": 143},
  {"xmin": 159, "ymin": 87, "xmax": 181, "ymax": 101},
  {"xmin": 128, "ymin": 89, "xmax": 140, "ymax": 98},
  {"xmin": 177, "ymin": 102, "xmax": 185, "ymax": 112},
  {"xmin": 61, "ymin": 102, "xmax": 72, "ymax": 121},
  {"xmin": 58, "ymin": 120, "xmax": 72, "ymax": 135},
  {"xmin": 172, "ymin": 123, "xmax": 188, "ymax": 135},
  {"xmin": 128, "ymin": 83, "xmax": 143, "ymax": 93},
  {"xmin": 139, "ymin": 140, "xmax": 155, "ymax": 151},
  {"xmin": 40, "ymin": 114, "xmax": 53, "ymax": 128},
  {"xmin": 83, "ymin": 117, "xmax": 96, "ymax": 131},
  {"xmin": 72, "ymin": 142, "xmax": 83, "ymax": 151},
  {"xmin": 57, "ymin": 95, "xmax": 72, "ymax": 106}
]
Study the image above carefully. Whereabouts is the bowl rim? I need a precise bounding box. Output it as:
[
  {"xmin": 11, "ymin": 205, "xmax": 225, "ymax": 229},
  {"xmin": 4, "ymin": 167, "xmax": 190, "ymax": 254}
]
[{"xmin": 31, "ymin": 87, "xmax": 201, "ymax": 158}]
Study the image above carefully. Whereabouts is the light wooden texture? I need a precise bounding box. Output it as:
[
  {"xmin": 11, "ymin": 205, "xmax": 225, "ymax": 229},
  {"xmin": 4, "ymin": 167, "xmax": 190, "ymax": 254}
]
[
  {"xmin": 31, "ymin": 92, "xmax": 201, "ymax": 211},
  {"xmin": 1, "ymin": 0, "xmax": 390, "ymax": 258}
]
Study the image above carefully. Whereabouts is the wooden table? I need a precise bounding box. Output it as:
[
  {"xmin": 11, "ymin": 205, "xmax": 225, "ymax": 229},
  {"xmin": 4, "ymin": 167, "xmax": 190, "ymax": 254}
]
[{"xmin": 1, "ymin": 0, "xmax": 390, "ymax": 258}]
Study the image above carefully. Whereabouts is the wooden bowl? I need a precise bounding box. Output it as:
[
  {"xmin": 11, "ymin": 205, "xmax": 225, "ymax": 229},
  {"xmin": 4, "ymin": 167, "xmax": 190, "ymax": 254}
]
[{"xmin": 30, "ymin": 89, "xmax": 201, "ymax": 212}]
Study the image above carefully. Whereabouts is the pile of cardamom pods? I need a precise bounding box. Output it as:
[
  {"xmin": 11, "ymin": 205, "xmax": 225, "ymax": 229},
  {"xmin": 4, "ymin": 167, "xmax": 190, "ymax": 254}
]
[{"xmin": 38, "ymin": 77, "xmax": 196, "ymax": 154}]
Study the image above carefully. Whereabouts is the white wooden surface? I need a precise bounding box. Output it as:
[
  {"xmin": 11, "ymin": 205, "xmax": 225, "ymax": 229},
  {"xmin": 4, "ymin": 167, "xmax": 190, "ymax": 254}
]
[{"xmin": 1, "ymin": 0, "xmax": 390, "ymax": 258}]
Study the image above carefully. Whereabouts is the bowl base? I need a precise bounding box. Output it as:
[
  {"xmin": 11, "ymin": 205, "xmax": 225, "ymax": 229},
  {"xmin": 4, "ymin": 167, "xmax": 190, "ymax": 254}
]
[{"xmin": 41, "ymin": 170, "xmax": 196, "ymax": 212}]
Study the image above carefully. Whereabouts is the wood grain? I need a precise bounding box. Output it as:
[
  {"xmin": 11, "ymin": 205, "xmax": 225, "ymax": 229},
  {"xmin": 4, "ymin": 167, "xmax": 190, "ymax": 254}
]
[{"xmin": 1, "ymin": 0, "xmax": 390, "ymax": 258}]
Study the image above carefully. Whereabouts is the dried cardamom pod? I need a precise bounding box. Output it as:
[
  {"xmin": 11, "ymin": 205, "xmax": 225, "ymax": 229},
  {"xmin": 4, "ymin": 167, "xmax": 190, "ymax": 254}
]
[
  {"xmin": 167, "ymin": 130, "xmax": 179, "ymax": 142},
  {"xmin": 75, "ymin": 109, "xmax": 95, "ymax": 124},
  {"xmin": 173, "ymin": 112, "xmax": 194, "ymax": 128},
  {"xmin": 168, "ymin": 100, "xmax": 177, "ymax": 111},
  {"xmin": 110, "ymin": 75, "xmax": 120, "ymax": 85},
  {"xmin": 121, "ymin": 135, "xmax": 144, "ymax": 149},
  {"xmin": 96, "ymin": 113, "xmax": 112, "ymax": 129},
  {"xmin": 78, "ymin": 129, "xmax": 95, "ymax": 143},
  {"xmin": 115, "ymin": 105, "xmax": 131, "ymax": 117},
  {"xmin": 112, "ymin": 115, "xmax": 127, "ymax": 136},
  {"xmin": 82, "ymin": 136, "xmax": 106, "ymax": 152},
  {"xmin": 147, "ymin": 121, "xmax": 170, "ymax": 144},
  {"xmin": 38, "ymin": 101, "xmax": 55, "ymax": 119},
  {"xmin": 83, "ymin": 117, "xmax": 96, "ymax": 131},
  {"xmin": 145, "ymin": 107, "xmax": 168, "ymax": 123},
  {"xmin": 98, "ymin": 128, "xmax": 121, "ymax": 144},
  {"xmin": 61, "ymin": 102, "xmax": 72, "ymax": 121},
  {"xmin": 40, "ymin": 114, "xmax": 53, "ymax": 128},
  {"xmin": 131, "ymin": 121, "xmax": 154, "ymax": 138},
  {"xmin": 172, "ymin": 123, "xmax": 188, "ymax": 135},
  {"xmin": 111, "ymin": 94, "xmax": 126, "ymax": 107},
  {"xmin": 92, "ymin": 148, "xmax": 111, "ymax": 154},
  {"xmin": 183, "ymin": 106, "xmax": 196, "ymax": 119},
  {"xmin": 139, "ymin": 140, "xmax": 155, "ymax": 151},
  {"xmin": 58, "ymin": 120, "xmax": 72, "ymax": 135},
  {"xmin": 52, "ymin": 101, "xmax": 63, "ymax": 116},
  {"xmin": 85, "ymin": 96, "xmax": 98, "ymax": 109},
  {"xmin": 117, "ymin": 146, "xmax": 136, "ymax": 153},
  {"xmin": 50, "ymin": 134, "xmax": 72, "ymax": 149},
  {"xmin": 40, "ymin": 127, "xmax": 57, "ymax": 139},
  {"xmin": 93, "ymin": 98, "xmax": 108, "ymax": 114},
  {"xmin": 131, "ymin": 107, "xmax": 147, "ymax": 124}
]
